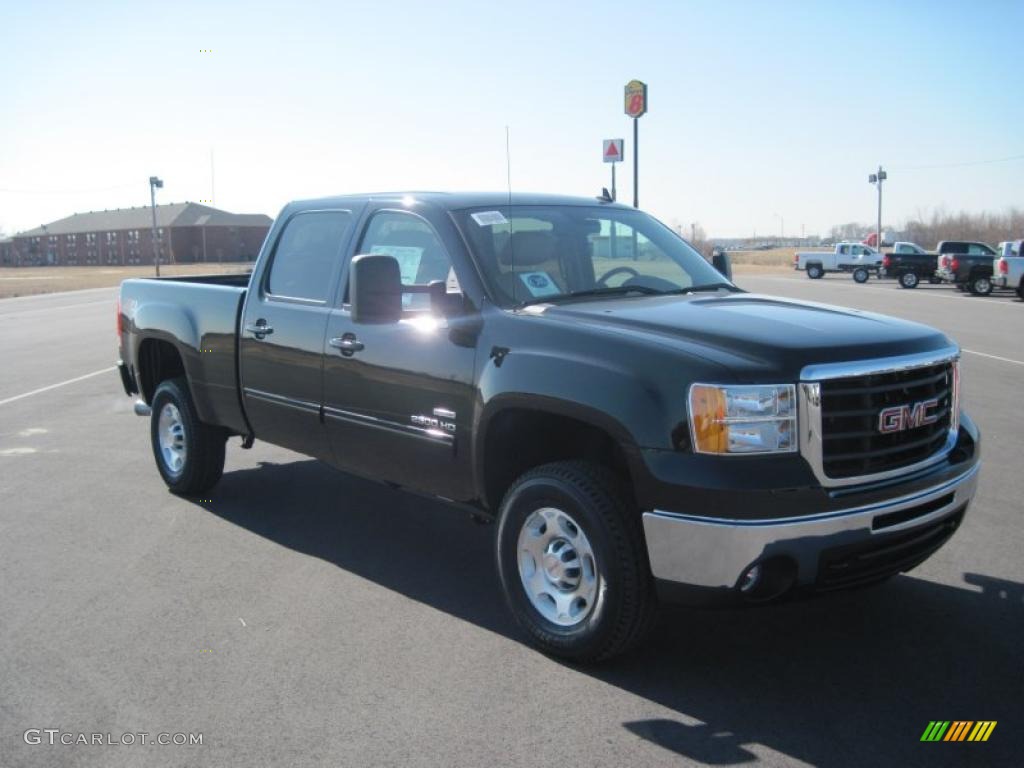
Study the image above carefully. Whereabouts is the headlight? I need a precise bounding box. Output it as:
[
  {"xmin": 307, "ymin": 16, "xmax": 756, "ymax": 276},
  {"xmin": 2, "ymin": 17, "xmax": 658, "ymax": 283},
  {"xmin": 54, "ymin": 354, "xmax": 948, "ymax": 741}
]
[{"xmin": 688, "ymin": 383, "xmax": 797, "ymax": 455}]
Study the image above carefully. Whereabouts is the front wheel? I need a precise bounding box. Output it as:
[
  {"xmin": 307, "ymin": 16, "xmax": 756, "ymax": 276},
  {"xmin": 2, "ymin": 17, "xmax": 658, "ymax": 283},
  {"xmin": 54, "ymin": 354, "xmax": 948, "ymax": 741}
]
[
  {"xmin": 853, "ymin": 267, "xmax": 870, "ymax": 283},
  {"xmin": 968, "ymin": 276, "xmax": 993, "ymax": 296},
  {"xmin": 899, "ymin": 271, "xmax": 919, "ymax": 289},
  {"xmin": 150, "ymin": 377, "xmax": 226, "ymax": 494},
  {"xmin": 495, "ymin": 461, "xmax": 654, "ymax": 662}
]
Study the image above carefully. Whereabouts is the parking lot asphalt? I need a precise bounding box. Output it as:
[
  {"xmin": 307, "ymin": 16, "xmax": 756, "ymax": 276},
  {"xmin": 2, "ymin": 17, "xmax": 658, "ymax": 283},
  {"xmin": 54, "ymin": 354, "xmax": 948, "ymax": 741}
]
[{"xmin": 1, "ymin": 275, "xmax": 1021, "ymax": 768}]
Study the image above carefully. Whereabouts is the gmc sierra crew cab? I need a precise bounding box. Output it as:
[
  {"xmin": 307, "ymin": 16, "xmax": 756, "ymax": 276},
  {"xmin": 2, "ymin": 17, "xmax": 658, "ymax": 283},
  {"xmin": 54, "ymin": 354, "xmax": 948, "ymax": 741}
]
[
  {"xmin": 934, "ymin": 240, "xmax": 998, "ymax": 294},
  {"xmin": 116, "ymin": 192, "xmax": 980, "ymax": 662}
]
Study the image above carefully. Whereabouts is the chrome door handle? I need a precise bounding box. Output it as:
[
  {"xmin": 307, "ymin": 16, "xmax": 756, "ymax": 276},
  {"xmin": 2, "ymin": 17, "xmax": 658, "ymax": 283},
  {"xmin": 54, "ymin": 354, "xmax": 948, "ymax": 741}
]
[
  {"xmin": 329, "ymin": 336, "xmax": 364, "ymax": 356},
  {"xmin": 244, "ymin": 322, "xmax": 274, "ymax": 338}
]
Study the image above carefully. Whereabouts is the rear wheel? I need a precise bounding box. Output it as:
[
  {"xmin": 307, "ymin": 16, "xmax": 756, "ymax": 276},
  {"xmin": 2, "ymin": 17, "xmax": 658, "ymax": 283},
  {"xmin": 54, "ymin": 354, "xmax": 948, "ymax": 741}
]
[
  {"xmin": 806, "ymin": 264, "xmax": 824, "ymax": 279},
  {"xmin": 898, "ymin": 271, "xmax": 919, "ymax": 289},
  {"xmin": 495, "ymin": 461, "xmax": 654, "ymax": 662},
  {"xmin": 853, "ymin": 267, "xmax": 870, "ymax": 283},
  {"xmin": 150, "ymin": 377, "xmax": 226, "ymax": 494},
  {"xmin": 1017, "ymin": 280, "xmax": 1024, "ymax": 300},
  {"xmin": 968, "ymin": 276, "xmax": 993, "ymax": 296}
]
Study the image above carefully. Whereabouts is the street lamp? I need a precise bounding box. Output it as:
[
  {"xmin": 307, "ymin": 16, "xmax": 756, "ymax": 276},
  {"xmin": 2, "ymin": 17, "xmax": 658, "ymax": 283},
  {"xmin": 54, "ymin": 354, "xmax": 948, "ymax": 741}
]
[
  {"xmin": 868, "ymin": 166, "xmax": 886, "ymax": 249},
  {"xmin": 149, "ymin": 176, "xmax": 164, "ymax": 276}
]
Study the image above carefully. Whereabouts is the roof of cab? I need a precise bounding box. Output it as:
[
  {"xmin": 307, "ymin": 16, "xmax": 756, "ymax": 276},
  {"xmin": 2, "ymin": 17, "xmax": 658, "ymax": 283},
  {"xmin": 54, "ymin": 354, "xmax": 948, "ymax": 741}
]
[{"xmin": 285, "ymin": 191, "xmax": 632, "ymax": 212}]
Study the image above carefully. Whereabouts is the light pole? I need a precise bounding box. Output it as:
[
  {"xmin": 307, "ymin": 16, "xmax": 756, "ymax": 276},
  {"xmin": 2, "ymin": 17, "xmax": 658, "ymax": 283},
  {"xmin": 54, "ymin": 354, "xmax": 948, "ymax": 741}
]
[
  {"xmin": 149, "ymin": 176, "xmax": 164, "ymax": 276},
  {"xmin": 868, "ymin": 166, "xmax": 886, "ymax": 248}
]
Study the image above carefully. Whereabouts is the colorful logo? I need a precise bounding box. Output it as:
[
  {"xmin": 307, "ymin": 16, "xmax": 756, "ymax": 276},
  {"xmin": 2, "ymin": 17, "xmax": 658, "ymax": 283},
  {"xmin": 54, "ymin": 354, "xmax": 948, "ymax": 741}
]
[{"xmin": 921, "ymin": 721, "xmax": 996, "ymax": 742}]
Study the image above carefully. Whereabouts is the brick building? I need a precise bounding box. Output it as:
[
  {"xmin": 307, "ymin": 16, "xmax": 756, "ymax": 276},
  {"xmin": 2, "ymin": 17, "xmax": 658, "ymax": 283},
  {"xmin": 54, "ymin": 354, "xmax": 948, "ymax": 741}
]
[{"xmin": 0, "ymin": 203, "xmax": 272, "ymax": 267}]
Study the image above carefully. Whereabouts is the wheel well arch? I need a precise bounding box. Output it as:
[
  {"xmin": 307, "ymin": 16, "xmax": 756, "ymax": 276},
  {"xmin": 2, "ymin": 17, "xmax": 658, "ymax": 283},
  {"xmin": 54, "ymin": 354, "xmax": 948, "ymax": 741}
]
[
  {"xmin": 480, "ymin": 407, "xmax": 636, "ymax": 512},
  {"xmin": 137, "ymin": 337, "xmax": 186, "ymax": 404}
]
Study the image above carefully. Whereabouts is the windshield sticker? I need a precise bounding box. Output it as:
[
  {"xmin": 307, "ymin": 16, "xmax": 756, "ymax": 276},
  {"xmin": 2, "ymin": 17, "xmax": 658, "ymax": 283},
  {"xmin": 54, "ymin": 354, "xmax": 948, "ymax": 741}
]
[
  {"xmin": 370, "ymin": 245, "xmax": 423, "ymax": 285},
  {"xmin": 518, "ymin": 271, "xmax": 560, "ymax": 298},
  {"xmin": 470, "ymin": 210, "xmax": 509, "ymax": 227}
]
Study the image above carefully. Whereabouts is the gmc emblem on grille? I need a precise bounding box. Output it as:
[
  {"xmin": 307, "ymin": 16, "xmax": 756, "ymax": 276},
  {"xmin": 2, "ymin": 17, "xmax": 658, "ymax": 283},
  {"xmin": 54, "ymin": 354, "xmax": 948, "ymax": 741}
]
[{"xmin": 878, "ymin": 398, "xmax": 941, "ymax": 434}]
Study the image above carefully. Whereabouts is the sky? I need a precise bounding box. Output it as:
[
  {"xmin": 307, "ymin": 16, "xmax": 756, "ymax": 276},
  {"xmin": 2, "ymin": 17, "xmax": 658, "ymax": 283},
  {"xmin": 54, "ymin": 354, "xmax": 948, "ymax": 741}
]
[{"xmin": 1, "ymin": 0, "xmax": 1022, "ymax": 239}]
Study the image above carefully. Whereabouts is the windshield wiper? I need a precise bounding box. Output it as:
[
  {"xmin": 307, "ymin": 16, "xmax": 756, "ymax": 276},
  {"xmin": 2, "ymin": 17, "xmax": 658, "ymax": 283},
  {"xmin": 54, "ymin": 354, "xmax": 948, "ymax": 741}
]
[{"xmin": 517, "ymin": 284, "xmax": 661, "ymax": 307}]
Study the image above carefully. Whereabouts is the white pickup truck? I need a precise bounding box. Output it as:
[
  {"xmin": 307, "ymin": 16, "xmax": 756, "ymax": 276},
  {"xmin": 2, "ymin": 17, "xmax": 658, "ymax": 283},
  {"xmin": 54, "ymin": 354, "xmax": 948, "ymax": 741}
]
[
  {"xmin": 794, "ymin": 242, "xmax": 882, "ymax": 283},
  {"xmin": 993, "ymin": 239, "xmax": 1024, "ymax": 298}
]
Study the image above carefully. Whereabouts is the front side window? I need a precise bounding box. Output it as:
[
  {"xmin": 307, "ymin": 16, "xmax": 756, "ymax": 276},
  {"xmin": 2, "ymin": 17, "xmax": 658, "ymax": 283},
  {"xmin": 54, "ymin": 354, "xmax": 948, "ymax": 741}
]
[
  {"xmin": 266, "ymin": 210, "xmax": 352, "ymax": 301},
  {"xmin": 967, "ymin": 243, "xmax": 994, "ymax": 255},
  {"xmin": 354, "ymin": 211, "xmax": 459, "ymax": 310},
  {"xmin": 453, "ymin": 206, "xmax": 727, "ymax": 307}
]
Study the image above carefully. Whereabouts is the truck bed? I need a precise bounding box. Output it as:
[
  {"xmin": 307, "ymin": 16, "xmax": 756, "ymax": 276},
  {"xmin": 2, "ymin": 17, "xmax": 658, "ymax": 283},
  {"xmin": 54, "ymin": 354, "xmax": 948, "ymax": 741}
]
[{"xmin": 119, "ymin": 275, "xmax": 250, "ymax": 435}]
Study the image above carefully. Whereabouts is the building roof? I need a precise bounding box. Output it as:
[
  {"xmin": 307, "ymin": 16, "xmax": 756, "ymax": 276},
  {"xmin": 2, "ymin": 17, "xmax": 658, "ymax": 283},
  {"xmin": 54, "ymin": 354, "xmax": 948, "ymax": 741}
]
[{"xmin": 17, "ymin": 203, "xmax": 272, "ymax": 237}]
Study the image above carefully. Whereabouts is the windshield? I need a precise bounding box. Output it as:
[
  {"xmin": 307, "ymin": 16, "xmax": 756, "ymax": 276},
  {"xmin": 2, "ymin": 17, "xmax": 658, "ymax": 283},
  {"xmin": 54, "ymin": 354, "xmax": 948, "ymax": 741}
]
[{"xmin": 452, "ymin": 205, "xmax": 732, "ymax": 306}]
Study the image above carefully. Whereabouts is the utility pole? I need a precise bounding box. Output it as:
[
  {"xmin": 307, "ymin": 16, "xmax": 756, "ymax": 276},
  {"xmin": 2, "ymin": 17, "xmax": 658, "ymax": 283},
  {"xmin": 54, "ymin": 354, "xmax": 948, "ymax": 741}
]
[
  {"xmin": 868, "ymin": 166, "xmax": 886, "ymax": 248},
  {"xmin": 149, "ymin": 176, "xmax": 164, "ymax": 276},
  {"xmin": 691, "ymin": 222, "xmax": 696, "ymax": 242}
]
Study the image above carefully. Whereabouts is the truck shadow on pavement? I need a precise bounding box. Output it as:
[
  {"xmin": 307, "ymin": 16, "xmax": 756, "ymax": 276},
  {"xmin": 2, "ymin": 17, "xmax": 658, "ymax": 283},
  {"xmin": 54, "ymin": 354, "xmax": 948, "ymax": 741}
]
[{"xmin": 201, "ymin": 459, "xmax": 1022, "ymax": 768}]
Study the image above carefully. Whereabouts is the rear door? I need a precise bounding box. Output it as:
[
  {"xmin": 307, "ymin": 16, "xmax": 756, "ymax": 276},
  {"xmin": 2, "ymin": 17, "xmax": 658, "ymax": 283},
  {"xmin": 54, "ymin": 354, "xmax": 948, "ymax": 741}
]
[
  {"xmin": 321, "ymin": 207, "xmax": 478, "ymax": 500},
  {"xmin": 239, "ymin": 207, "xmax": 359, "ymax": 459}
]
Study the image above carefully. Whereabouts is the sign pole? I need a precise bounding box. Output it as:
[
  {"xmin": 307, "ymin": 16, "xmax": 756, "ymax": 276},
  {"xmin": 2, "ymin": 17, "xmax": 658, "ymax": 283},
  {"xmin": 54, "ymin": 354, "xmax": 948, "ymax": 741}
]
[
  {"xmin": 623, "ymin": 80, "xmax": 646, "ymax": 208},
  {"xmin": 632, "ymin": 118, "xmax": 639, "ymax": 208},
  {"xmin": 611, "ymin": 162, "xmax": 616, "ymax": 202}
]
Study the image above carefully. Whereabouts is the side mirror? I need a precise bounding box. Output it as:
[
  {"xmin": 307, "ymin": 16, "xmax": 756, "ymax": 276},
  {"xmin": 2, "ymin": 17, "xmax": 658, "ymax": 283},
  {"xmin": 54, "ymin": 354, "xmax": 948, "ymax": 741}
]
[
  {"xmin": 711, "ymin": 250, "xmax": 732, "ymax": 281},
  {"xmin": 350, "ymin": 254, "xmax": 402, "ymax": 324}
]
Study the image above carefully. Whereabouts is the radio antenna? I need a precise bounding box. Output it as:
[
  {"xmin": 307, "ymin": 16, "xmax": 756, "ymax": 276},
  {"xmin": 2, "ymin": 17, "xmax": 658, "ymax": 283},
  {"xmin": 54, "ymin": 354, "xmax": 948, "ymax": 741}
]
[{"xmin": 506, "ymin": 125, "xmax": 516, "ymax": 304}]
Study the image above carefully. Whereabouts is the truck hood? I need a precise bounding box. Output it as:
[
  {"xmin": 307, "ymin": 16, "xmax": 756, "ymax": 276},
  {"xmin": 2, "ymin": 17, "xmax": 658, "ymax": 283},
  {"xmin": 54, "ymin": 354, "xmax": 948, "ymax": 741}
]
[{"xmin": 528, "ymin": 292, "xmax": 953, "ymax": 381}]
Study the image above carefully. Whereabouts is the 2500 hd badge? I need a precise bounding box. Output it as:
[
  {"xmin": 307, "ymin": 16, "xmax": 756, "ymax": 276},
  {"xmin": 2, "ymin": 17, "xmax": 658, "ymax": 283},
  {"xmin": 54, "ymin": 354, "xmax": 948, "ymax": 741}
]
[{"xmin": 116, "ymin": 192, "xmax": 980, "ymax": 662}]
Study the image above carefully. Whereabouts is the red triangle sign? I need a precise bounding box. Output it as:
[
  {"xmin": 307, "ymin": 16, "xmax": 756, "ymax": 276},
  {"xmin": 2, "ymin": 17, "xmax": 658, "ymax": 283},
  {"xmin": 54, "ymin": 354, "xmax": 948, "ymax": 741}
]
[{"xmin": 605, "ymin": 142, "xmax": 620, "ymax": 159}]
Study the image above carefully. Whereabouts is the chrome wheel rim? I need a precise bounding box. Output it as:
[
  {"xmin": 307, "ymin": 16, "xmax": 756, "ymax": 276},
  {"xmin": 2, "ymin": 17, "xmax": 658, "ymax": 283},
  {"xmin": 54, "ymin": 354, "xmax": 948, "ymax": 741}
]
[
  {"xmin": 158, "ymin": 403, "xmax": 187, "ymax": 475},
  {"xmin": 976, "ymin": 279, "xmax": 990, "ymax": 293},
  {"xmin": 516, "ymin": 507, "xmax": 599, "ymax": 627}
]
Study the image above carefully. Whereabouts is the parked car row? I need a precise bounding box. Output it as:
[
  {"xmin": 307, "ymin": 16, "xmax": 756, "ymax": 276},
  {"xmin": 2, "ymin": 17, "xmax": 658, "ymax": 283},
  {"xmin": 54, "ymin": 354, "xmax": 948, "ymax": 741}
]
[{"xmin": 796, "ymin": 238, "xmax": 1023, "ymax": 299}]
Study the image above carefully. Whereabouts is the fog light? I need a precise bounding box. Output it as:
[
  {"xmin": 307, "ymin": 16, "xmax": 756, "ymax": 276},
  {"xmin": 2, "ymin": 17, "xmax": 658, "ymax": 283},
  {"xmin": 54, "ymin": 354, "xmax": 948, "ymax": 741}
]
[{"xmin": 740, "ymin": 564, "xmax": 762, "ymax": 593}]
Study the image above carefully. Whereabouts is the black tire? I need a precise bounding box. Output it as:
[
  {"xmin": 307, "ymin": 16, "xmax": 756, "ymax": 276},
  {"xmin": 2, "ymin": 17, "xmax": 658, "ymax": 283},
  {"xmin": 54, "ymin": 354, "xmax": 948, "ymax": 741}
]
[
  {"xmin": 495, "ymin": 461, "xmax": 655, "ymax": 662},
  {"xmin": 806, "ymin": 264, "xmax": 824, "ymax": 279},
  {"xmin": 968, "ymin": 276, "xmax": 993, "ymax": 296},
  {"xmin": 853, "ymin": 267, "xmax": 870, "ymax": 283},
  {"xmin": 1017, "ymin": 281, "xmax": 1024, "ymax": 300},
  {"xmin": 150, "ymin": 377, "xmax": 226, "ymax": 495},
  {"xmin": 898, "ymin": 271, "xmax": 919, "ymax": 289}
]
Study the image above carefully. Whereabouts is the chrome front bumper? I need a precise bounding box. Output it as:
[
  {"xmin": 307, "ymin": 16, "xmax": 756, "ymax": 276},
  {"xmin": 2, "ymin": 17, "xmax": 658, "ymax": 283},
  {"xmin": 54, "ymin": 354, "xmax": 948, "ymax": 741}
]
[{"xmin": 642, "ymin": 463, "xmax": 978, "ymax": 591}]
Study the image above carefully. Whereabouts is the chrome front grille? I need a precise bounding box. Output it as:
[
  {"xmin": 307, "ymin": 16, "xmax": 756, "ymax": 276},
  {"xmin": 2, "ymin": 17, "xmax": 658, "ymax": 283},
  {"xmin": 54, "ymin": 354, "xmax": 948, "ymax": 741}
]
[{"xmin": 799, "ymin": 347, "xmax": 960, "ymax": 487}]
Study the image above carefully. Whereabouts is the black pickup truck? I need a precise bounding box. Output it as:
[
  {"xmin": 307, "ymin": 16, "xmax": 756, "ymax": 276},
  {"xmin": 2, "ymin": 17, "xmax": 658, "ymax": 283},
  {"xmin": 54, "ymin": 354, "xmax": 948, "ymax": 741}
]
[
  {"xmin": 935, "ymin": 240, "xmax": 999, "ymax": 295},
  {"xmin": 880, "ymin": 242, "xmax": 941, "ymax": 288},
  {"xmin": 117, "ymin": 192, "xmax": 980, "ymax": 661}
]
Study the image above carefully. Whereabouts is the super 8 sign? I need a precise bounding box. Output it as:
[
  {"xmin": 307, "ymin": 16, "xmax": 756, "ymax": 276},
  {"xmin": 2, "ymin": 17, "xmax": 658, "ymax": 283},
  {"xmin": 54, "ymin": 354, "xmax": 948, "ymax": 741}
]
[{"xmin": 624, "ymin": 80, "xmax": 648, "ymax": 118}]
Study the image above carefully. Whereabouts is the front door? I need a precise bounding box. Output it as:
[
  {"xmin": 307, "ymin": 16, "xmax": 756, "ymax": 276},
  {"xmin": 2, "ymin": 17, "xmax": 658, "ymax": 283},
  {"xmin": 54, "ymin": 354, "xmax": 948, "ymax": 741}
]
[
  {"xmin": 239, "ymin": 208, "xmax": 356, "ymax": 459},
  {"xmin": 322, "ymin": 209, "xmax": 477, "ymax": 500}
]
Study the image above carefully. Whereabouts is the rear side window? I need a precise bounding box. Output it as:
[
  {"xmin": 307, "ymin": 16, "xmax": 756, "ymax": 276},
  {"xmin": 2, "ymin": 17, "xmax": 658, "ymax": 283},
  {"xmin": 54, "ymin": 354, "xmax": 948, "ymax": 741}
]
[
  {"xmin": 267, "ymin": 211, "xmax": 352, "ymax": 301},
  {"xmin": 967, "ymin": 243, "xmax": 993, "ymax": 255}
]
